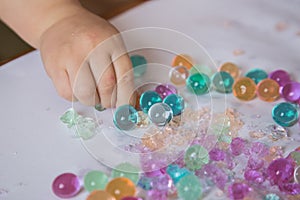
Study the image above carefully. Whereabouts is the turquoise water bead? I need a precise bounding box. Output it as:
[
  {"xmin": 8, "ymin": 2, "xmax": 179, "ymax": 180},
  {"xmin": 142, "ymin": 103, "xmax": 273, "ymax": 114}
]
[
  {"xmin": 184, "ymin": 145, "xmax": 209, "ymax": 170},
  {"xmin": 163, "ymin": 94, "xmax": 184, "ymax": 115},
  {"xmin": 113, "ymin": 105, "xmax": 138, "ymax": 130},
  {"xmin": 130, "ymin": 55, "xmax": 147, "ymax": 77},
  {"xmin": 166, "ymin": 165, "xmax": 191, "ymax": 184},
  {"xmin": 84, "ymin": 171, "xmax": 109, "ymax": 192},
  {"xmin": 264, "ymin": 193, "xmax": 281, "ymax": 200},
  {"xmin": 212, "ymin": 71, "xmax": 234, "ymax": 93},
  {"xmin": 148, "ymin": 103, "xmax": 173, "ymax": 126},
  {"xmin": 139, "ymin": 91, "xmax": 162, "ymax": 113},
  {"xmin": 176, "ymin": 174, "xmax": 202, "ymax": 200},
  {"xmin": 111, "ymin": 163, "xmax": 140, "ymax": 184},
  {"xmin": 272, "ymin": 102, "xmax": 299, "ymax": 127},
  {"xmin": 186, "ymin": 73, "xmax": 211, "ymax": 95},
  {"xmin": 245, "ymin": 68, "xmax": 268, "ymax": 84}
]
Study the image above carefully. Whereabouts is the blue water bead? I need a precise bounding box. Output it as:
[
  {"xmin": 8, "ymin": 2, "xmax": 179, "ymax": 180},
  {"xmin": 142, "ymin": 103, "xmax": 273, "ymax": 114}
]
[
  {"xmin": 264, "ymin": 193, "xmax": 281, "ymax": 200},
  {"xmin": 113, "ymin": 105, "xmax": 138, "ymax": 130},
  {"xmin": 176, "ymin": 174, "xmax": 202, "ymax": 200},
  {"xmin": 140, "ymin": 91, "xmax": 162, "ymax": 113},
  {"xmin": 148, "ymin": 103, "xmax": 173, "ymax": 126},
  {"xmin": 163, "ymin": 94, "xmax": 184, "ymax": 115},
  {"xmin": 166, "ymin": 165, "xmax": 191, "ymax": 184},
  {"xmin": 137, "ymin": 176, "xmax": 153, "ymax": 191},
  {"xmin": 272, "ymin": 102, "xmax": 299, "ymax": 127},
  {"xmin": 184, "ymin": 145, "xmax": 209, "ymax": 170},
  {"xmin": 186, "ymin": 73, "xmax": 211, "ymax": 95},
  {"xmin": 212, "ymin": 71, "xmax": 234, "ymax": 93},
  {"xmin": 245, "ymin": 68, "xmax": 268, "ymax": 84},
  {"xmin": 130, "ymin": 55, "xmax": 147, "ymax": 77}
]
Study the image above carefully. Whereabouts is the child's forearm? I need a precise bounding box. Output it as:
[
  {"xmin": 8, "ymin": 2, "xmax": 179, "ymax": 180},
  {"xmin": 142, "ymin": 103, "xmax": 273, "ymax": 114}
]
[{"xmin": 0, "ymin": 0, "xmax": 83, "ymax": 48}]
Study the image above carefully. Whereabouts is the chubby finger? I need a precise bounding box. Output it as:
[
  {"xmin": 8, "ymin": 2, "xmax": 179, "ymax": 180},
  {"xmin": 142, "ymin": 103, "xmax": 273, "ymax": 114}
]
[{"xmin": 50, "ymin": 69, "xmax": 75, "ymax": 102}]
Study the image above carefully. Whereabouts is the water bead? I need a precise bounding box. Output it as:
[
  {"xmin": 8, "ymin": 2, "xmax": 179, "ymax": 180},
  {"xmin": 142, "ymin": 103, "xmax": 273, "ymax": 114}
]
[
  {"xmin": 230, "ymin": 137, "xmax": 246, "ymax": 156},
  {"xmin": 60, "ymin": 108, "xmax": 80, "ymax": 128},
  {"xmin": 139, "ymin": 91, "xmax": 162, "ymax": 113},
  {"xmin": 137, "ymin": 176, "xmax": 153, "ymax": 191},
  {"xmin": 294, "ymin": 166, "xmax": 300, "ymax": 183},
  {"xmin": 147, "ymin": 190, "xmax": 168, "ymax": 200},
  {"xmin": 184, "ymin": 145, "xmax": 209, "ymax": 170},
  {"xmin": 130, "ymin": 55, "xmax": 147, "ymax": 77},
  {"xmin": 269, "ymin": 69, "xmax": 291, "ymax": 87},
  {"xmin": 212, "ymin": 71, "xmax": 234, "ymax": 93},
  {"xmin": 163, "ymin": 94, "xmax": 184, "ymax": 115},
  {"xmin": 84, "ymin": 170, "xmax": 109, "ymax": 192},
  {"xmin": 75, "ymin": 117, "xmax": 97, "ymax": 140},
  {"xmin": 232, "ymin": 77, "xmax": 256, "ymax": 101},
  {"xmin": 113, "ymin": 105, "xmax": 138, "ymax": 130},
  {"xmin": 281, "ymin": 82, "xmax": 300, "ymax": 102},
  {"xmin": 111, "ymin": 163, "xmax": 140, "ymax": 184},
  {"xmin": 148, "ymin": 103, "xmax": 173, "ymax": 126},
  {"xmin": 106, "ymin": 177, "xmax": 136, "ymax": 200},
  {"xmin": 245, "ymin": 68, "xmax": 268, "ymax": 84},
  {"xmin": 244, "ymin": 169, "xmax": 265, "ymax": 184},
  {"xmin": 267, "ymin": 158, "xmax": 294, "ymax": 185},
  {"xmin": 278, "ymin": 182, "xmax": 300, "ymax": 195},
  {"xmin": 228, "ymin": 182, "xmax": 250, "ymax": 200},
  {"xmin": 264, "ymin": 193, "xmax": 281, "ymax": 200},
  {"xmin": 219, "ymin": 62, "xmax": 240, "ymax": 79},
  {"xmin": 86, "ymin": 190, "xmax": 116, "ymax": 200},
  {"xmin": 186, "ymin": 73, "xmax": 211, "ymax": 95},
  {"xmin": 176, "ymin": 174, "xmax": 202, "ymax": 200},
  {"xmin": 209, "ymin": 148, "xmax": 226, "ymax": 161},
  {"xmin": 155, "ymin": 84, "xmax": 176, "ymax": 100},
  {"xmin": 272, "ymin": 102, "xmax": 299, "ymax": 127},
  {"xmin": 166, "ymin": 165, "xmax": 191, "ymax": 184},
  {"xmin": 256, "ymin": 78, "xmax": 280, "ymax": 102},
  {"xmin": 52, "ymin": 173, "xmax": 81, "ymax": 198},
  {"xmin": 171, "ymin": 54, "xmax": 194, "ymax": 70},
  {"xmin": 169, "ymin": 66, "xmax": 190, "ymax": 85}
]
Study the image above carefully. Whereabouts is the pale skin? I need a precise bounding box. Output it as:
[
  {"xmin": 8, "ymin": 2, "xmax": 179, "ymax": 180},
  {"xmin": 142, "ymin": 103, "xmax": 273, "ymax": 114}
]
[{"xmin": 0, "ymin": 0, "xmax": 135, "ymax": 107}]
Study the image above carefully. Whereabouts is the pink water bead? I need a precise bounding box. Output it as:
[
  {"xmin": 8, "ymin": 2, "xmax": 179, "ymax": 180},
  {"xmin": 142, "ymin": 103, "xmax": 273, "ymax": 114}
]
[
  {"xmin": 155, "ymin": 84, "xmax": 177, "ymax": 100},
  {"xmin": 267, "ymin": 158, "xmax": 295, "ymax": 185},
  {"xmin": 244, "ymin": 170, "xmax": 265, "ymax": 184},
  {"xmin": 269, "ymin": 69, "xmax": 291, "ymax": 88},
  {"xmin": 278, "ymin": 182, "xmax": 300, "ymax": 195},
  {"xmin": 281, "ymin": 82, "xmax": 300, "ymax": 102},
  {"xmin": 209, "ymin": 148, "xmax": 226, "ymax": 161},
  {"xmin": 52, "ymin": 173, "xmax": 81, "ymax": 198},
  {"xmin": 228, "ymin": 182, "xmax": 250, "ymax": 200},
  {"xmin": 230, "ymin": 137, "xmax": 246, "ymax": 156}
]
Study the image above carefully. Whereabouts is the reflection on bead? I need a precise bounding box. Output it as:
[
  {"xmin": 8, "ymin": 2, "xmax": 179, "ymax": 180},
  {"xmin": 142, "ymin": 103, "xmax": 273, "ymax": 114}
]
[
  {"xmin": 52, "ymin": 173, "xmax": 81, "ymax": 198},
  {"xmin": 256, "ymin": 78, "xmax": 280, "ymax": 102},
  {"xmin": 163, "ymin": 94, "xmax": 185, "ymax": 115},
  {"xmin": 148, "ymin": 103, "xmax": 173, "ymax": 126},
  {"xmin": 86, "ymin": 190, "xmax": 116, "ymax": 200},
  {"xmin": 155, "ymin": 84, "xmax": 177, "ymax": 100},
  {"xmin": 113, "ymin": 105, "xmax": 138, "ymax": 130},
  {"xmin": 184, "ymin": 145, "xmax": 209, "ymax": 170},
  {"xmin": 212, "ymin": 71, "xmax": 234, "ymax": 93},
  {"xmin": 172, "ymin": 54, "xmax": 194, "ymax": 69},
  {"xmin": 186, "ymin": 73, "xmax": 211, "ymax": 95},
  {"xmin": 281, "ymin": 82, "xmax": 300, "ymax": 103},
  {"xmin": 269, "ymin": 69, "xmax": 291, "ymax": 88},
  {"xmin": 176, "ymin": 174, "xmax": 202, "ymax": 200},
  {"xmin": 232, "ymin": 77, "xmax": 256, "ymax": 101},
  {"xmin": 169, "ymin": 66, "xmax": 190, "ymax": 85},
  {"xmin": 130, "ymin": 55, "xmax": 147, "ymax": 77},
  {"xmin": 272, "ymin": 102, "xmax": 299, "ymax": 127},
  {"xmin": 140, "ymin": 91, "xmax": 162, "ymax": 113},
  {"xmin": 84, "ymin": 171, "xmax": 109, "ymax": 192},
  {"xmin": 245, "ymin": 68, "xmax": 268, "ymax": 84},
  {"xmin": 106, "ymin": 177, "xmax": 136, "ymax": 200},
  {"xmin": 219, "ymin": 62, "xmax": 240, "ymax": 79},
  {"xmin": 111, "ymin": 163, "xmax": 140, "ymax": 184}
]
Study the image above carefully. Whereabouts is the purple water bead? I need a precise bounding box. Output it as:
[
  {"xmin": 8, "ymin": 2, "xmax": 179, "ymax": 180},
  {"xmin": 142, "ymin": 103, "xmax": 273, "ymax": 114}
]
[
  {"xmin": 202, "ymin": 164, "xmax": 228, "ymax": 189},
  {"xmin": 152, "ymin": 174, "xmax": 172, "ymax": 192},
  {"xmin": 269, "ymin": 69, "xmax": 291, "ymax": 88},
  {"xmin": 230, "ymin": 137, "xmax": 246, "ymax": 156},
  {"xmin": 244, "ymin": 170, "xmax": 265, "ymax": 184},
  {"xmin": 52, "ymin": 173, "xmax": 81, "ymax": 198},
  {"xmin": 267, "ymin": 158, "xmax": 294, "ymax": 185},
  {"xmin": 228, "ymin": 182, "xmax": 250, "ymax": 200},
  {"xmin": 250, "ymin": 142, "xmax": 269, "ymax": 157},
  {"xmin": 281, "ymin": 82, "xmax": 300, "ymax": 102},
  {"xmin": 147, "ymin": 190, "xmax": 168, "ymax": 200},
  {"xmin": 278, "ymin": 182, "xmax": 300, "ymax": 195},
  {"xmin": 247, "ymin": 156, "xmax": 265, "ymax": 170},
  {"xmin": 122, "ymin": 197, "xmax": 143, "ymax": 200},
  {"xmin": 209, "ymin": 148, "xmax": 226, "ymax": 161},
  {"xmin": 155, "ymin": 84, "xmax": 177, "ymax": 100}
]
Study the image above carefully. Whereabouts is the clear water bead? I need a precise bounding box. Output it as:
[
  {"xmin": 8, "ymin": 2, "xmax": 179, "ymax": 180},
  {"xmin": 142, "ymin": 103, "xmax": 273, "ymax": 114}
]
[
  {"xmin": 113, "ymin": 105, "xmax": 138, "ymax": 130},
  {"xmin": 169, "ymin": 66, "xmax": 190, "ymax": 85},
  {"xmin": 245, "ymin": 68, "xmax": 268, "ymax": 84},
  {"xmin": 148, "ymin": 103, "xmax": 173, "ymax": 126},
  {"xmin": 130, "ymin": 55, "xmax": 147, "ymax": 77},
  {"xmin": 186, "ymin": 73, "xmax": 211, "ymax": 95},
  {"xmin": 139, "ymin": 91, "xmax": 162, "ymax": 113},
  {"xmin": 163, "ymin": 94, "xmax": 184, "ymax": 115},
  {"xmin": 272, "ymin": 102, "xmax": 299, "ymax": 127},
  {"xmin": 212, "ymin": 71, "xmax": 234, "ymax": 93}
]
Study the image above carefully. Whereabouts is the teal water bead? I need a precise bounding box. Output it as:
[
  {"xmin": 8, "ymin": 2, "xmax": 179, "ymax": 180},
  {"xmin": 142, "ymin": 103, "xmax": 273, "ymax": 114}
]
[
  {"xmin": 113, "ymin": 105, "xmax": 138, "ymax": 130},
  {"xmin": 163, "ymin": 94, "xmax": 184, "ymax": 115},
  {"xmin": 245, "ymin": 68, "xmax": 268, "ymax": 84},
  {"xmin": 111, "ymin": 162, "xmax": 140, "ymax": 184},
  {"xmin": 148, "ymin": 103, "xmax": 173, "ymax": 126},
  {"xmin": 264, "ymin": 193, "xmax": 281, "ymax": 200},
  {"xmin": 84, "ymin": 170, "xmax": 109, "ymax": 192},
  {"xmin": 272, "ymin": 102, "xmax": 299, "ymax": 127},
  {"xmin": 130, "ymin": 55, "xmax": 147, "ymax": 77},
  {"xmin": 176, "ymin": 174, "xmax": 202, "ymax": 200},
  {"xmin": 186, "ymin": 73, "xmax": 211, "ymax": 95},
  {"xmin": 166, "ymin": 165, "xmax": 191, "ymax": 184},
  {"xmin": 184, "ymin": 145, "xmax": 209, "ymax": 170},
  {"xmin": 139, "ymin": 91, "xmax": 162, "ymax": 113},
  {"xmin": 212, "ymin": 71, "xmax": 234, "ymax": 93}
]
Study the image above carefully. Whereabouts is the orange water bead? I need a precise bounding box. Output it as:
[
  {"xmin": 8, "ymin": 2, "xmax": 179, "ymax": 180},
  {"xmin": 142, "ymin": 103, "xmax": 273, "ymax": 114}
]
[
  {"xmin": 233, "ymin": 77, "xmax": 256, "ymax": 101},
  {"xmin": 219, "ymin": 62, "xmax": 240, "ymax": 79},
  {"xmin": 172, "ymin": 54, "xmax": 194, "ymax": 70},
  {"xmin": 106, "ymin": 178, "xmax": 136, "ymax": 200},
  {"xmin": 256, "ymin": 78, "xmax": 280, "ymax": 102},
  {"xmin": 87, "ymin": 190, "xmax": 116, "ymax": 200}
]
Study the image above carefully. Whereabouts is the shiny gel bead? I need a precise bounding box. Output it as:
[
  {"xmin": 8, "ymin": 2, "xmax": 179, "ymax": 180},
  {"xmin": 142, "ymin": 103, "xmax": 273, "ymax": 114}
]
[
  {"xmin": 256, "ymin": 78, "xmax": 280, "ymax": 102},
  {"xmin": 87, "ymin": 190, "xmax": 116, "ymax": 200},
  {"xmin": 166, "ymin": 165, "xmax": 191, "ymax": 184},
  {"xmin": 60, "ymin": 108, "xmax": 80, "ymax": 128},
  {"xmin": 184, "ymin": 145, "xmax": 209, "ymax": 170},
  {"xmin": 111, "ymin": 163, "xmax": 140, "ymax": 184},
  {"xmin": 52, "ymin": 173, "xmax": 81, "ymax": 198},
  {"xmin": 106, "ymin": 177, "xmax": 136, "ymax": 200},
  {"xmin": 267, "ymin": 158, "xmax": 294, "ymax": 185},
  {"xmin": 84, "ymin": 170, "xmax": 109, "ymax": 192},
  {"xmin": 113, "ymin": 105, "xmax": 138, "ymax": 130},
  {"xmin": 140, "ymin": 91, "xmax": 162, "ymax": 113},
  {"xmin": 169, "ymin": 66, "xmax": 190, "ymax": 85},
  {"xmin": 148, "ymin": 103, "xmax": 173, "ymax": 126},
  {"xmin": 228, "ymin": 182, "xmax": 250, "ymax": 200},
  {"xmin": 272, "ymin": 102, "xmax": 299, "ymax": 127},
  {"xmin": 282, "ymin": 82, "xmax": 300, "ymax": 102},
  {"xmin": 269, "ymin": 69, "xmax": 291, "ymax": 87},
  {"xmin": 172, "ymin": 54, "xmax": 194, "ymax": 69},
  {"xmin": 130, "ymin": 55, "xmax": 147, "ymax": 77},
  {"xmin": 219, "ymin": 62, "xmax": 240, "ymax": 79},
  {"xmin": 186, "ymin": 73, "xmax": 211, "ymax": 95},
  {"xmin": 245, "ymin": 68, "xmax": 268, "ymax": 84},
  {"xmin": 209, "ymin": 148, "xmax": 226, "ymax": 161},
  {"xmin": 278, "ymin": 182, "xmax": 300, "ymax": 195},
  {"xmin": 294, "ymin": 165, "xmax": 300, "ymax": 183},
  {"xmin": 155, "ymin": 84, "xmax": 177, "ymax": 100},
  {"xmin": 232, "ymin": 77, "xmax": 256, "ymax": 101},
  {"xmin": 212, "ymin": 71, "xmax": 234, "ymax": 93},
  {"xmin": 264, "ymin": 193, "xmax": 281, "ymax": 200},
  {"xmin": 176, "ymin": 174, "xmax": 202, "ymax": 200},
  {"xmin": 163, "ymin": 94, "xmax": 184, "ymax": 115}
]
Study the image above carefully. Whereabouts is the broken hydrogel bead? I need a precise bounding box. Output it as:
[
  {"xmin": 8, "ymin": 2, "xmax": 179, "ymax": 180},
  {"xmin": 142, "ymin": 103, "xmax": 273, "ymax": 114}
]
[{"xmin": 60, "ymin": 108, "xmax": 80, "ymax": 128}]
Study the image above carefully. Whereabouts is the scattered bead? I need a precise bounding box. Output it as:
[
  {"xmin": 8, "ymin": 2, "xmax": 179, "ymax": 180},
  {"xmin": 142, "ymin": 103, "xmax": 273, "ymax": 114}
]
[
  {"xmin": 212, "ymin": 71, "xmax": 234, "ymax": 93},
  {"xmin": 184, "ymin": 145, "xmax": 209, "ymax": 170},
  {"xmin": 52, "ymin": 173, "xmax": 81, "ymax": 198},
  {"xmin": 281, "ymin": 82, "xmax": 300, "ymax": 103},
  {"xmin": 219, "ymin": 62, "xmax": 240, "ymax": 79},
  {"xmin": 86, "ymin": 190, "xmax": 116, "ymax": 200},
  {"xmin": 106, "ymin": 177, "xmax": 136, "ymax": 200},
  {"xmin": 267, "ymin": 158, "xmax": 294, "ymax": 185},
  {"xmin": 60, "ymin": 108, "xmax": 80, "ymax": 128},
  {"xmin": 209, "ymin": 148, "xmax": 226, "ymax": 161},
  {"xmin": 272, "ymin": 102, "xmax": 299, "ymax": 127},
  {"xmin": 111, "ymin": 163, "xmax": 140, "ymax": 184},
  {"xmin": 232, "ymin": 77, "xmax": 256, "ymax": 101},
  {"xmin": 244, "ymin": 169, "xmax": 265, "ymax": 184},
  {"xmin": 245, "ymin": 68, "xmax": 268, "ymax": 84},
  {"xmin": 256, "ymin": 78, "xmax": 280, "ymax": 102},
  {"xmin": 75, "ymin": 117, "xmax": 97, "ymax": 140},
  {"xmin": 130, "ymin": 55, "xmax": 147, "ymax": 77},
  {"xmin": 148, "ymin": 103, "xmax": 173, "ymax": 126},
  {"xmin": 155, "ymin": 84, "xmax": 176, "ymax": 100},
  {"xmin": 228, "ymin": 182, "xmax": 250, "ymax": 200},
  {"xmin": 169, "ymin": 66, "xmax": 190, "ymax": 85},
  {"xmin": 269, "ymin": 69, "xmax": 291, "ymax": 88},
  {"xmin": 172, "ymin": 54, "xmax": 194, "ymax": 69},
  {"xmin": 139, "ymin": 91, "xmax": 162, "ymax": 113},
  {"xmin": 113, "ymin": 105, "xmax": 138, "ymax": 130},
  {"xmin": 186, "ymin": 73, "xmax": 211, "ymax": 95},
  {"xmin": 84, "ymin": 170, "xmax": 109, "ymax": 192},
  {"xmin": 163, "ymin": 94, "xmax": 185, "ymax": 115},
  {"xmin": 137, "ymin": 176, "xmax": 152, "ymax": 191},
  {"xmin": 176, "ymin": 174, "xmax": 202, "ymax": 200},
  {"xmin": 278, "ymin": 182, "xmax": 300, "ymax": 195}
]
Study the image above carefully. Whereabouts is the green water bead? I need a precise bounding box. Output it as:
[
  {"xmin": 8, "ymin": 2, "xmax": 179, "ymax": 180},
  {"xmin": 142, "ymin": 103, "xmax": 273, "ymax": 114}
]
[
  {"xmin": 60, "ymin": 108, "xmax": 80, "ymax": 128},
  {"xmin": 186, "ymin": 73, "xmax": 211, "ymax": 95},
  {"xmin": 75, "ymin": 117, "xmax": 97, "ymax": 140},
  {"xmin": 291, "ymin": 151, "xmax": 300, "ymax": 165},
  {"xmin": 245, "ymin": 68, "xmax": 268, "ymax": 84},
  {"xmin": 84, "ymin": 170, "xmax": 109, "ymax": 192},
  {"xmin": 130, "ymin": 55, "xmax": 147, "ymax": 77},
  {"xmin": 212, "ymin": 71, "xmax": 234, "ymax": 93},
  {"xmin": 272, "ymin": 102, "xmax": 299, "ymax": 127},
  {"xmin": 176, "ymin": 174, "xmax": 202, "ymax": 200},
  {"xmin": 111, "ymin": 162, "xmax": 140, "ymax": 184},
  {"xmin": 184, "ymin": 145, "xmax": 209, "ymax": 170}
]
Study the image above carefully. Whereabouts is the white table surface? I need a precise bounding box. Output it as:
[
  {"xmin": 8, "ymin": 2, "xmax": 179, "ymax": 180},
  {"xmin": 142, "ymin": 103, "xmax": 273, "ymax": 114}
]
[{"xmin": 1, "ymin": 0, "xmax": 300, "ymax": 199}]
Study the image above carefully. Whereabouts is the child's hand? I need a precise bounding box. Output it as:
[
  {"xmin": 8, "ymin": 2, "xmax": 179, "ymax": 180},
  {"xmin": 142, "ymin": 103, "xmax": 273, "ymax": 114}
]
[{"xmin": 39, "ymin": 9, "xmax": 134, "ymax": 107}]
